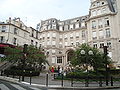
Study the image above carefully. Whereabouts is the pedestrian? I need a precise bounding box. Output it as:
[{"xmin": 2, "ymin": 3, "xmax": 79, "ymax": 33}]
[{"xmin": 58, "ymin": 65, "xmax": 60, "ymax": 76}]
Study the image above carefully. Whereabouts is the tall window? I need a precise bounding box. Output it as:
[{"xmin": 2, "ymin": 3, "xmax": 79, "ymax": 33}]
[
  {"xmin": 93, "ymin": 42, "xmax": 97, "ymax": 48},
  {"xmin": 82, "ymin": 30, "xmax": 85, "ymax": 38},
  {"xmin": 92, "ymin": 20, "xmax": 96, "ymax": 29},
  {"xmin": 100, "ymin": 42, "xmax": 104, "ymax": 48},
  {"xmin": 35, "ymin": 42, "xmax": 38, "ymax": 47},
  {"xmin": 57, "ymin": 56, "xmax": 62, "ymax": 63},
  {"xmin": 52, "ymin": 57, "xmax": 56, "ymax": 63},
  {"xmin": 92, "ymin": 10, "xmax": 96, "ymax": 16},
  {"xmin": 98, "ymin": 19, "xmax": 103, "ymax": 28},
  {"xmin": 105, "ymin": 18, "xmax": 110, "ymax": 27},
  {"xmin": 106, "ymin": 28, "xmax": 111, "ymax": 38},
  {"xmin": 99, "ymin": 30, "xmax": 104, "ymax": 38},
  {"xmin": 92, "ymin": 31, "xmax": 97, "ymax": 40},
  {"xmin": 1, "ymin": 26, "xmax": 6, "ymax": 32},
  {"xmin": 13, "ymin": 37, "xmax": 17, "ymax": 45},
  {"xmin": 14, "ymin": 28, "xmax": 18, "ymax": 34},
  {"xmin": 107, "ymin": 41, "xmax": 111, "ymax": 48},
  {"xmin": 31, "ymin": 40, "xmax": 33, "ymax": 45},
  {"xmin": 0, "ymin": 36, "xmax": 5, "ymax": 43}
]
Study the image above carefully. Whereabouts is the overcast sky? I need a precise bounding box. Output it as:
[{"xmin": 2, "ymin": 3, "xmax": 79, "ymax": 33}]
[{"xmin": 0, "ymin": 0, "xmax": 90, "ymax": 28}]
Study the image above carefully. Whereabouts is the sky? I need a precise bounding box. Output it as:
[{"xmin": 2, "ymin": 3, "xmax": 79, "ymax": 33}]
[{"xmin": 0, "ymin": 0, "xmax": 90, "ymax": 28}]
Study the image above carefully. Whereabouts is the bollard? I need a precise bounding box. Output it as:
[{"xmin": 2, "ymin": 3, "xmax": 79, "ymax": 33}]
[
  {"xmin": 19, "ymin": 76, "xmax": 21, "ymax": 82},
  {"xmin": 61, "ymin": 73, "xmax": 64, "ymax": 87},
  {"xmin": 99, "ymin": 77, "xmax": 102, "ymax": 87},
  {"xmin": 111, "ymin": 76, "xmax": 113, "ymax": 86},
  {"xmin": 71, "ymin": 77, "xmax": 73, "ymax": 87},
  {"xmin": 30, "ymin": 76, "xmax": 32, "ymax": 85},
  {"xmin": 85, "ymin": 77, "xmax": 89, "ymax": 87},
  {"xmin": 46, "ymin": 73, "xmax": 48, "ymax": 86}
]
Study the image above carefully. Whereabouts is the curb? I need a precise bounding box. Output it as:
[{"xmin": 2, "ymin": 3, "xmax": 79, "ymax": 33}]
[{"xmin": 0, "ymin": 76, "xmax": 120, "ymax": 90}]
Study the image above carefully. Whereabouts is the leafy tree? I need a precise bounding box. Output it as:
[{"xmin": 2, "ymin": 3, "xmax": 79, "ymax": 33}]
[
  {"xmin": 1, "ymin": 45, "xmax": 48, "ymax": 71},
  {"xmin": 70, "ymin": 44, "xmax": 112, "ymax": 71}
]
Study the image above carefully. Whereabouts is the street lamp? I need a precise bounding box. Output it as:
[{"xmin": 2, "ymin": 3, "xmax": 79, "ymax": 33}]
[
  {"xmin": 80, "ymin": 49, "xmax": 93, "ymax": 87},
  {"xmin": 80, "ymin": 50, "xmax": 93, "ymax": 72}
]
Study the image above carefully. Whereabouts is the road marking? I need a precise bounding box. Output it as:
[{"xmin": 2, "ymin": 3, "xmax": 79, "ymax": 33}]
[
  {"xmin": 10, "ymin": 84, "xmax": 26, "ymax": 90},
  {"xmin": 0, "ymin": 84, "xmax": 9, "ymax": 90}
]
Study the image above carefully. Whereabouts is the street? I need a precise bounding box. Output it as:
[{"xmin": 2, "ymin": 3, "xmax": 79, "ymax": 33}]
[{"xmin": 0, "ymin": 79, "xmax": 47, "ymax": 90}]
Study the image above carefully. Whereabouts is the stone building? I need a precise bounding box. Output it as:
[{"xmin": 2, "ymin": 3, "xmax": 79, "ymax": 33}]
[
  {"xmin": 37, "ymin": 0, "xmax": 120, "ymax": 68},
  {"xmin": 0, "ymin": 0, "xmax": 120, "ymax": 68}
]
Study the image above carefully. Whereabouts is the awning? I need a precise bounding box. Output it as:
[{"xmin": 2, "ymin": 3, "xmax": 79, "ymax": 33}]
[{"xmin": 0, "ymin": 44, "xmax": 9, "ymax": 47}]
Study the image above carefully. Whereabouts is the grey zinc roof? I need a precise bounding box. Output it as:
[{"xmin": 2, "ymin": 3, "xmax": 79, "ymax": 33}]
[{"xmin": 106, "ymin": 0, "xmax": 116, "ymax": 12}]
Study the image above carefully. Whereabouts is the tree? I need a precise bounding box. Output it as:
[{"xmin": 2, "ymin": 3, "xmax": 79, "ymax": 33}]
[
  {"xmin": 1, "ymin": 45, "xmax": 49, "ymax": 71},
  {"xmin": 70, "ymin": 44, "xmax": 112, "ymax": 71}
]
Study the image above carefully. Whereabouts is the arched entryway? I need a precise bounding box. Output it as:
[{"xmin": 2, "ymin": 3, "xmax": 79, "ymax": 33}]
[{"xmin": 67, "ymin": 49, "xmax": 75, "ymax": 62}]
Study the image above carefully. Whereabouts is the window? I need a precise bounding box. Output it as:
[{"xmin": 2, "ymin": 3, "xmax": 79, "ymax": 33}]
[
  {"xmin": 59, "ymin": 26, "xmax": 63, "ymax": 31},
  {"xmin": 35, "ymin": 42, "xmax": 38, "ymax": 47},
  {"xmin": 0, "ymin": 36, "xmax": 5, "ymax": 43},
  {"xmin": 14, "ymin": 28, "xmax": 18, "ymax": 34},
  {"xmin": 82, "ymin": 30, "xmax": 85, "ymax": 38},
  {"xmin": 52, "ymin": 50, "xmax": 55, "ymax": 54},
  {"xmin": 97, "ymin": 9, "xmax": 101, "ymax": 15},
  {"xmin": 57, "ymin": 56, "xmax": 62, "ymax": 63},
  {"xmin": 98, "ymin": 19, "xmax": 103, "ymax": 28},
  {"xmin": 47, "ymin": 33, "xmax": 50, "ymax": 37},
  {"xmin": 65, "ymin": 42, "xmax": 68, "ymax": 46},
  {"xmin": 71, "ymin": 42, "xmax": 74, "ymax": 46},
  {"xmin": 105, "ymin": 18, "xmax": 110, "ymax": 27},
  {"xmin": 70, "ymin": 33, "xmax": 73, "ymax": 38},
  {"xmin": 64, "ymin": 34, "xmax": 67, "ymax": 39},
  {"xmin": 75, "ymin": 23, "xmax": 79, "ymax": 28},
  {"xmin": 1, "ymin": 26, "xmax": 6, "ymax": 32},
  {"xmin": 99, "ymin": 30, "xmax": 104, "ymax": 38},
  {"xmin": 106, "ymin": 28, "xmax": 111, "ymax": 38},
  {"xmin": 76, "ymin": 42, "xmax": 80, "ymax": 46},
  {"xmin": 93, "ymin": 43, "xmax": 97, "ymax": 48},
  {"xmin": 70, "ymin": 24, "xmax": 74, "ymax": 30},
  {"xmin": 31, "ymin": 30, "xmax": 34, "ymax": 37},
  {"xmin": 92, "ymin": 20, "xmax": 96, "ymax": 29},
  {"xmin": 47, "ymin": 41, "xmax": 50, "ymax": 45},
  {"xmin": 100, "ymin": 42, "xmax": 104, "ymax": 48},
  {"xmin": 107, "ymin": 41, "xmax": 111, "ymax": 48},
  {"xmin": 81, "ymin": 22, "xmax": 85, "ymax": 27},
  {"xmin": 52, "ymin": 41, "xmax": 56, "ymax": 46},
  {"xmin": 102, "ymin": 8, "xmax": 106, "ymax": 14},
  {"xmin": 52, "ymin": 57, "xmax": 56, "ymax": 63},
  {"xmin": 92, "ymin": 10, "xmax": 96, "ymax": 16},
  {"xmin": 31, "ymin": 40, "xmax": 33, "ymax": 45},
  {"xmin": 92, "ymin": 31, "xmax": 97, "ymax": 40},
  {"xmin": 52, "ymin": 33, "xmax": 56, "ymax": 37},
  {"xmin": 64, "ymin": 25, "xmax": 69, "ymax": 30},
  {"xmin": 13, "ymin": 37, "xmax": 17, "ymax": 45}
]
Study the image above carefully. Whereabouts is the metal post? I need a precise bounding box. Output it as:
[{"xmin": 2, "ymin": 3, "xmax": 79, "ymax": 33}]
[
  {"xmin": 46, "ymin": 73, "xmax": 48, "ymax": 86},
  {"xmin": 30, "ymin": 76, "xmax": 32, "ymax": 85},
  {"xmin": 103, "ymin": 46, "xmax": 109, "ymax": 86},
  {"xmin": 61, "ymin": 73, "xmax": 63, "ymax": 87},
  {"xmin": 85, "ymin": 77, "xmax": 89, "ymax": 87},
  {"xmin": 19, "ymin": 76, "xmax": 21, "ymax": 82},
  {"xmin": 111, "ymin": 76, "xmax": 113, "ymax": 86},
  {"xmin": 71, "ymin": 76, "xmax": 73, "ymax": 87},
  {"xmin": 22, "ymin": 44, "xmax": 28, "ymax": 81},
  {"xmin": 99, "ymin": 77, "xmax": 102, "ymax": 87}
]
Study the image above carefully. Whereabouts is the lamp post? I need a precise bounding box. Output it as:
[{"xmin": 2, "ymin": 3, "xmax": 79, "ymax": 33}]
[
  {"xmin": 22, "ymin": 44, "xmax": 28, "ymax": 81},
  {"xmin": 80, "ymin": 50, "xmax": 93, "ymax": 87},
  {"xmin": 103, "ymin": 46, "xmax": 109, "ymax": 86}
]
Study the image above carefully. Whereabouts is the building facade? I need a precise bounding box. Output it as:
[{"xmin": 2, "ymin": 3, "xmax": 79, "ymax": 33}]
[{"xmin": 0, "ymin": 0, "xmax": 120, "ymax": 68}]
